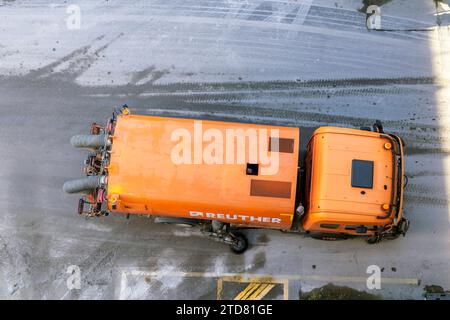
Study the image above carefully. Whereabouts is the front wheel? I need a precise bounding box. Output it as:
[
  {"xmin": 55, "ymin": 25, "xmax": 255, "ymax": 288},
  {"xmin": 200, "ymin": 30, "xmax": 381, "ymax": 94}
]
[
  {"xmin": 229, "ymin": 233, "xmax": 248, "ymax": 254},
  {"xmin": 384, "ymin": 233, "xmax": 401, "ymax": 241}
]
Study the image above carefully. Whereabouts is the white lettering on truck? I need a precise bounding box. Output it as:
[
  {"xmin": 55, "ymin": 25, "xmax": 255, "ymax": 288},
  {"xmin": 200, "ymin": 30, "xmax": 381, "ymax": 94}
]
[{"xmin": 189, "ymin": 211, "xmax": 282, "ymax": 224}]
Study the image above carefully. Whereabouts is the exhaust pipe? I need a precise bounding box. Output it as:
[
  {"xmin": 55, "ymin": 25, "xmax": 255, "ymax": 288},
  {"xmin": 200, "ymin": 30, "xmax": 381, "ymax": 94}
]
[
  {"xmin": 63, "ymin": 175, "xmax": 106, "ymax": 194},
  {"xmin": 70, "ymin": 134, "xmax": 108, "ymax": 149}
]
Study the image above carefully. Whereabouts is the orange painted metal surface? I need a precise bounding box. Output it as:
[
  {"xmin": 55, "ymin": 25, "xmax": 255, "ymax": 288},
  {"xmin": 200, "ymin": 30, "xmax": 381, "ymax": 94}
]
[
  {"xmin": 106, "ymin": 115, "xmax": 299, "ymax": 229},
  {"xmin": 302, "ymin": 127, "xmax": 403, "ymax": 235}
]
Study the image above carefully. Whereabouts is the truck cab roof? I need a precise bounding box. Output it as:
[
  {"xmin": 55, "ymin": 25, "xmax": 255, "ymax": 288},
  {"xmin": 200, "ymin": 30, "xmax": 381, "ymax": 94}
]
[{"xmin": 302, "ymin": 126, "xmax": 399, "ymax": 232}]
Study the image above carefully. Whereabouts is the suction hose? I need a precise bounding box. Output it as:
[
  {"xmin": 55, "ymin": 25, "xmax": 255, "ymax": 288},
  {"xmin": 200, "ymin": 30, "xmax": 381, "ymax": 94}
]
[
  {"xmin": 63, "ymin": 176, "xmax": 106, "ymax": 194},
  {"xmin": 70, "ymin": 134, "xmax": 107, "ymax": 149}
]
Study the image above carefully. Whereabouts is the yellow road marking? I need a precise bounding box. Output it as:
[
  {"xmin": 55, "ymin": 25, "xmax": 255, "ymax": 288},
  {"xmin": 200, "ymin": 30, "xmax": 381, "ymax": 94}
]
[
  {"xmin": 244, "ymin": 283, "xmax": 266, "ymax": 300},
  {"xmin": 249, "ymin": 283, "xmax": 276, "ymax": 300},
  {"xmin": 235, "ymin": 283, "xmax": 259, "ymax": 300},
  {"xmin": 234, "ymin": 283, "xmax": 277, "ymax": 300},
  {"xmin": 254, "ymin": 284, "xmax": 276, "ymax": 300},
  {"xmin": 216, "ymin": 278, "xmax": 223, "ymax": 300},
  {"xmin": 223, "ymin": 276, "xmax": 288, "ymax": 300}
]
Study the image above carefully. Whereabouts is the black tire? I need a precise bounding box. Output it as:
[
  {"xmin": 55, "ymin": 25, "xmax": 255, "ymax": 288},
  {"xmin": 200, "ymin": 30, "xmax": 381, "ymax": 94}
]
[
  {"xmin": 384, "ymin": 233, "xmax": 401, "ymax": 241},
  {"xmin": 373, "ymin": 120, "xmax": 384, "ymax": 133},
  {"xmin": 153, "ymin": 217, "xmax": 199, "ymax": 228},
  {"xmin": 366, "ymin": 236, "xmax": 380, "ymax": 244},
  {"xmin": 310, "ymin": 233, "xmax": 349, "ymax": 241},
  {"xmin": 77, "ymin": 198, "xmax": 84, "ymax": 215},
  {"xmin": 229, "ymin": 233, "xmax": 248, "ymax": 254},
  {"xmin": 398, "ymin": 218, "xmax": 410, "ymax": 235},
  {"xmin": 404, "ymin": 175, "xmax": 409, "ymax": 188}
]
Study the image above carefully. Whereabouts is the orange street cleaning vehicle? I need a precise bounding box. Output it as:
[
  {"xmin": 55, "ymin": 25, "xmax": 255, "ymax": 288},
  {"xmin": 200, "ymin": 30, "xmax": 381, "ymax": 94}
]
[{"xmin": 64, "ymin": 105, "xmax": 409, "ymax": 253}]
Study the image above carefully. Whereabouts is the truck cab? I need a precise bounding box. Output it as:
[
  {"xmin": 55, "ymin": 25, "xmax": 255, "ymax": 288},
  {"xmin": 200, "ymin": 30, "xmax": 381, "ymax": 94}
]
[{"xmin": 301, "ymin": 126, "xmax": 408, "ymax": 242}]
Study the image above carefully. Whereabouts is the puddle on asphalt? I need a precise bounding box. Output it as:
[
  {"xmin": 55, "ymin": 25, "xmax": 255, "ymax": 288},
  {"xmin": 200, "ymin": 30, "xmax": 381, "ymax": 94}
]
[
  {"xmin": 423, "ymin": 284, "xmax": 450, "ymax": 300},
  {"xmin": 299, "ymin": 283, "xmax": 382, "ymax": 300}
]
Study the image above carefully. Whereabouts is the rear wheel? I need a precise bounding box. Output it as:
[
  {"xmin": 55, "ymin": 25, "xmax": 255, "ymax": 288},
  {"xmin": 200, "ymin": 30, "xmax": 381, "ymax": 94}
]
[
  {"xmin": 153, "ymin": 217, "xmax": 199, "ymax": 228},
  {"xmin": 229, "ymin": 233, "xmax": 248, "ymax": 254}
]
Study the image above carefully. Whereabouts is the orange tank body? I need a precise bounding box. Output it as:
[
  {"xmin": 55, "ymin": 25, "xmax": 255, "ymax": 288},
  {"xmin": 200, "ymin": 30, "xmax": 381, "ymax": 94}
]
[{"xmin": 106, "ymin": 115, "xmax": 300, "ymax": 230}]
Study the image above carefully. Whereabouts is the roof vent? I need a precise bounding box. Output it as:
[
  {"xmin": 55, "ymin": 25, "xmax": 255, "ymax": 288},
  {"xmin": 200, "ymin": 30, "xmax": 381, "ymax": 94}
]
[{"xmin": 351, "ymin": 160, "xmax": 374, "ymax": 189}]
